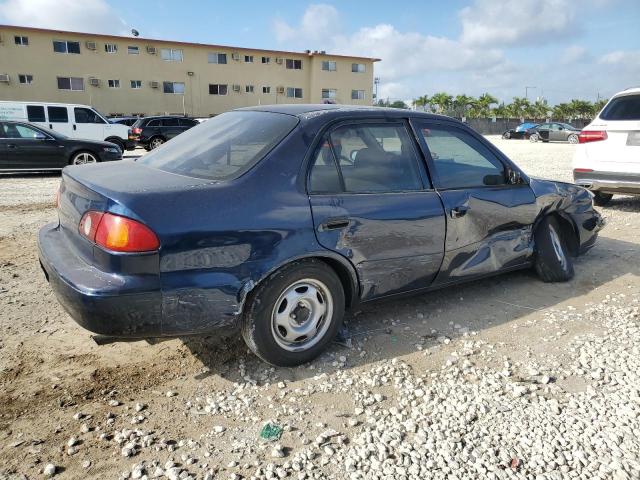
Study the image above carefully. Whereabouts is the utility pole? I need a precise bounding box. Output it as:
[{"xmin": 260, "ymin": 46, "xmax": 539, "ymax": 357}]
[
  {"xmin": 525, "ymin": 86, "xmax": 536, "ymax": 100},
  {"xmin": 374, "ymin": 77, "xmax": 380, "ymax": 104}
]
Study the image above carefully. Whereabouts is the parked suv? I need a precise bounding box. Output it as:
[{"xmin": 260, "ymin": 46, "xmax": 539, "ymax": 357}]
[
  {"xmin": 573, "ymin": 87, "xmax": 640, "ymax": 205},
  {"xmin": 129, "ymin": 116, "xmax": 198, "ymax": 150}
]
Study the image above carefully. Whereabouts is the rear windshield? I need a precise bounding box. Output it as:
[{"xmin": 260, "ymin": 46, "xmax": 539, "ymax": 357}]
[
  {"xmin": 138, "ymin": 111, "xmax": 299, "ymax": 180},
  {"xmin": 600, "ymin": 94, "xmax": 640, "ymax": 120}
]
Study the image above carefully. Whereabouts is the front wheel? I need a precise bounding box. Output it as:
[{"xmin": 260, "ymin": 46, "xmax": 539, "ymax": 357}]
[
  {"xmin": 70, "ymin": 151, "xmax": 98, "ymax": 165},
  {"xmin": 568, "ymin": 134, "xmax": 579, "ymax": 144},
  {"xmin": 529, "ymin": 133, "xmax": 539, "ymax": 143},
  {"xmin": 593, "ymin": 192, "xmax": 613, "ymax": 206},
  {"xmin": 534, "ymin": 216, "xmax": 574, "ymax": 283},
  {"xmin": 241, "ymin": 259, "xmax": 345, "ymax": 366}
]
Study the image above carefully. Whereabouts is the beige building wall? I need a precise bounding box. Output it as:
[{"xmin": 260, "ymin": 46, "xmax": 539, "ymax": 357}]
[{"xmin": 0, "ymin": 25, "xmax": 378, "ymax": 117}]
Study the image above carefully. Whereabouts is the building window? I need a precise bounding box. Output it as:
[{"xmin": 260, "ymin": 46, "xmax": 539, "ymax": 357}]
[
  {"xmin": 351, "ymin": 90, "xmax": 366, "ymax": 100},
  {"xmin": 104, "ymin": 43, "xmax": 117, "ymax": 53},
  {"xmin": 14, "ymin": 36, "xmax": 28, "ymax": 46},
  {"xmin": 57, "ymin": 76, "xmax": 84, "ymax": 91},
  {"xmin": 208, "ymin": 52, "xmax": 227, "ymax": 64},
  {"xmin": 286, "ymin": 87, "xmax": 303, "ymax": 98},
  {"xmin": 352, "ymin": 63, "xmax": 366, "ymax": 73},
  {"xmin": 108, "ymin": 79, "xmax": 120, "ymax": 88},
  {"xmin": 18, "ymin": 74, "xmax": 34, "ymax": 85},
  {"xmin": 161, "ymin": 48, "xmax": 183, "ymax": 62},
  {"xmin": 130, "ymin": 80, "xmax": 142, "ymax": 89},
  {"xmin": 245, "ymin": 85, "xmax": 254, "ymax": 93},
  {"xmin": 53, "ymin": 40, "xmax": 81, "ymax": 54},
  {"xmin": 262, "ymin": 86, "xmax": 271, "ymax": 94},
  {"xmin": 244, "ymin": 55, "xmax": 254, "ymax": 63},
  {"xmin": 208, "ymin": 84, "xmax": 228, "ymax": 95},
  {"xmin": 322, "ymin": 61, "xmax": 337, "ymax": 72},
  {"xmin": 285, "ymin": 59, "xmax": 302, "ymax": 70},
  {"xmin": 261, "ymin": 56, "xmax": 270, "ymax": 64},
  {"xmin": 127, "ymin": 46, "xmax": 139, "ymax": 54},
  {"xmin": 163, "ymin": 81, "xmax": 185, "ymax": 94},
  {"xmin": 322, "ymin": 89, "xmax": 337, "ymax": 99}
]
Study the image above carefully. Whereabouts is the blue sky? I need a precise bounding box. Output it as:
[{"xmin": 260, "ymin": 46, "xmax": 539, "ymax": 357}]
[{"xmin": 1, "ymin": 0, "xmax": 639, "ymax": 104}]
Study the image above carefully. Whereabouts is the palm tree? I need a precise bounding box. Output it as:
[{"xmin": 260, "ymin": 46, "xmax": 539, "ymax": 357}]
[
  {"xmin": 453, "ymin": 94, "xmax": 476, "ymax": 118},
  {"xmin": 507, "ymin": 97, "xmax": 531, "ymax": 119},
  {"xmin": 412, "ymin": 95, "xmax": 430, "ymax": 112},
  {"xmin": 430, "ymin": 92, "xmax": 453, "ymax": 115},
  {"xmin": 531, "ymin": 100, "xmax": 550, "ymax": 121},
  {"xmin": 473, "ymin": 93, "xmax": 499, "ymax": 118},
  {"xmin": 593, "ymin": 98, "xmax": 608, "ymax": 115},
  {"xmin": 493, "ymin": 102, "xmax": 509, "ymax": 119},
  {"xmin": 552, "ymin": 103, "xmax": 572, "ymax": 121}
]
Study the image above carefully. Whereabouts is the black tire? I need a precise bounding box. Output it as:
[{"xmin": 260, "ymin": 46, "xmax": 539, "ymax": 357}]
[
  {"xmin": 106, "ymin": 138, "xmax": 125, "ymax": 152},
  {"xmin": 241, "ymin": 259, "xmax": 345, "ymax": 367},
  {"xmin": 593, "ymin": 192, "xmax": 613, "ymax": 207},
  {"xmin": 534, "ymin": 216, "xmax": 575, "ymax": 283},
  {"xmin": 148, "ymin": 136, "xmax": 165, "ymax": 150}
]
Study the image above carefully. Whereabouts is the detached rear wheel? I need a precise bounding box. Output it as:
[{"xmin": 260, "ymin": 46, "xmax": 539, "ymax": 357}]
[
  {"xmin": 241, "ymin": 259, "xmax": 345, "ymax": 366},
  {"xmin": 534, "ymin": 216, "xmax": 574, "ymax": 282}
]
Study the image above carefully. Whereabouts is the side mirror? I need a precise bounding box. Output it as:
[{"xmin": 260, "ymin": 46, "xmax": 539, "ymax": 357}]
[
  {"xmin": 508, "ymin": 169, "xmax": 523, "ymax": 185},
  {"xmin": 558, "ymin": 126, "xmax": 564, "ymax": 131},
  {"xmin": 35, "ymin": 133, "xmax": 48, "ymax": 140}
]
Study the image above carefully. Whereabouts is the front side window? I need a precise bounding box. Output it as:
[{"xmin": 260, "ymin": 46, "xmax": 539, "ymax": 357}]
[
  {"xmin": 18, "ymin": 74, "xmax": 34, "ymax": 85},
  {"xmin": 130, "ymin": 80, "xmax": 142, "ymax": 89},
  {"xmin": 208, "ymin": 52, "xmax": 227, "ymax": 64},
  {"xmin": 47, "ymin": 106, "xmax": 69, "ymax": 123},
  {"xmin": 351, "ymin": 90, "xmax": 365, "ymax": 100},
  {"xmin": 105, "ymin": 43, "xmax": 117, "ymax": 53},
  {"xmin": 286, "ymin": 87, "xmax": 303, "ymax": 98},
  {"xmin": 26, "ymin": 105, "xmax": 46, "ymax": 122},
  {"xmin": 309, "ymin": 123, "xmax": 424, "ymax": 193},
  {"xmin": 209, "ymin": 84, "xmax": 228, "ymax": 95},
  {"xmin": 14, "ymin": 36, "xmax": 28, "ymax": 46},
  {"xmin": 128, "ymin": 45, "xmax": 139, "ymax": 54},
  {"xmin": 600, "ymin": 94, "xmax": 640, "ymax": 121},
  {"xmin": 138, "ymin": 111, "xmax": 299, "ymax": 181},
  {"xmin": 163, "ymin": 81, "xmax": 185, "ymax": 94},
  {"xmin": 322, "ymin": 89, "xmax": 336, "ymax": 99},
  {"xmin": 161, "ymin": 48, "xmax": 183, "ymax": 62},
  {"xmin": 285, "ymin": 58, "xmax": 303, "ymax": 70},
  {"xmin": 74, "ymin": 107, "xmax": 106, "ymax": 124},
  {"xmin": 417, "ymin": 124, "xmax": 506, "ymax": 189},
  {"xmin": 57, "ymin": 76, "xmax": 84, "ymax": 91},
  {"xmin": 107, "ymin": 79, "xmax": 120, "ymax": 88},
  {"xmin": 53, "ymin": 40, "xmax": 80, "ymax": 54},
  {"xmin": 352, "ymin": 63, "xmax": 365, "ymax": 73}
]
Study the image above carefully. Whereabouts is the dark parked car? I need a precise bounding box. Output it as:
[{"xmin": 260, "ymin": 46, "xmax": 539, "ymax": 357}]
[
  {"xmin": 129, "ymin": 116, "xmax": 198, "ymax": 150},
  {"xmin": 529, "ymin": 122, "xmax": 581, "ymax": 143},
  {"xmin": 502, "ymin": 122, "xmax": 539, "ymax": 139},
  {"xmin": 0, "ymin": 120, "xmax": 122, "ymax": 171},
  {"xmin": 109, "ymin": 116, "xmax": 140, "ymax": 127},
  {"xmin": 38, "ymin": 105, "xmax": 603, "ymax": 366}
]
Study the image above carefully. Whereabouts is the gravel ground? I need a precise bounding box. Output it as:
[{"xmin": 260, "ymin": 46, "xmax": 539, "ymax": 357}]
[{"xmin": 1, "ymin": 139, "xmax": 639, "ymax": 479}]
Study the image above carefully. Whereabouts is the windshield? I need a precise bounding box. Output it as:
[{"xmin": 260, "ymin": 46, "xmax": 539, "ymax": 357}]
[
  {"xmin": 600, "ymin": 94, "xmax": 640, "ymax": 121},
  {"xmin": 138, "ymin": 111, "xmax": 299, "ymax": 180}
]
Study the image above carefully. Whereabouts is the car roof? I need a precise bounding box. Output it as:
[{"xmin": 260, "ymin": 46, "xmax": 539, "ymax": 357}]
[
  {"xmin": 141, "ymin": 115, "xmax": 194, "ymax": 120},
  {"xmin": 238, "ymin": 104, "xmax": 454, "ymax": 121}
]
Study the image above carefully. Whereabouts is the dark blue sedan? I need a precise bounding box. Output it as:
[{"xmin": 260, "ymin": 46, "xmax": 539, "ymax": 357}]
[{"xmin": 38, "ymin": 105, "xmax": 603, "ymax": 366}]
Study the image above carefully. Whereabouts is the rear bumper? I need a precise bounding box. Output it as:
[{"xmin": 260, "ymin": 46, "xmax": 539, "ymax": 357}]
[
  {"xmin": 574, "ymin": 170, "xmax": 640, "ymax": 195},
  {"xmin": 38, "ymin": 222, "xmax": 163, "ymax": 337}
]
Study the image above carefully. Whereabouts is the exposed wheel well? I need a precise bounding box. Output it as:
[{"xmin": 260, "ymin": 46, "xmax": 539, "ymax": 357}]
[{"xmin": 541, "ymin": 213, "xmax": 579, "ymax": 257}]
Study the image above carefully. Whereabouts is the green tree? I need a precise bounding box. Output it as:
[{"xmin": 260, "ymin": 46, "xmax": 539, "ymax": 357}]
[
  {"xmin": 569, "ymin": 99, "xmax": 595, "ymax": 119},
  {"xmin": 389, "ymin": 100, "xmax": 409, "ymax": 109},
  {"xmin": 412, "ymin": 95, "xmax": 430, "ymax": 111},
  {"xmin": 471, "ymin": 93, "xmax": 499, "ymax": 118},
  {"xmin": 430, "ymin": 92, "xmax": 453, "ymax": 114},
  {"xmin": 453, "ymin": 94, "xmax": 476, "ymax": 118},
  {"xmin": 531, "ymin": 100, "xmax": 550, "ymax": 121},
  {"xmin": 552, "ymin": 103, "xmax": 572, "ymax": 120},
  {"xmin": 493, "ymin": 102, "xmax": 509, "ymax": 118},
  {"xmin": 507, "ymin": 97, "xmax": 531, "ymax": 119},
  {"xmin": 593, "ymin": 98, "xmax": 608, "ymax": 114}
]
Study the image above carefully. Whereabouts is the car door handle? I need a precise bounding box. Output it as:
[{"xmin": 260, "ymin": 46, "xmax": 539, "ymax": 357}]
[
  {"xmin": 451, "ymin": 205, "xmax": 470, "ymax": 218},
  {"xmin": 7, "ymin": 144, "xmax": 17, "ymax": 149},
  {"xmin": 321, "ymin": 218, "xmax": 350, "ymax": 230},
  {"xmin": 73, "ymin": 124, "xmax": 77, "ymax": 131}
]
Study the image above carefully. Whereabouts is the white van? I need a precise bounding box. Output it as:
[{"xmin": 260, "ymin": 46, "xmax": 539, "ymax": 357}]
[{"xmin": 0, "ymin": 101, "xmax": 133, "ymax": 151}]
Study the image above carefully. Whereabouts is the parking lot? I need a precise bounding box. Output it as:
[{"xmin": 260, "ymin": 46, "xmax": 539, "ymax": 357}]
[{"xmin": 1, "ymin": 138, "xmax": 639, "ymax": 479}]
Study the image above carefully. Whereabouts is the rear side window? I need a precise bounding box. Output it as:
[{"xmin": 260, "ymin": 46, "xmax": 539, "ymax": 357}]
[
  {"xmin": 600, "ymin": 94, "xmax": 640, "ymax": 120},
  {"xmin": 47, "ymin": 106, "xmax": 68, "ymax": 123},
  {"xmin": 163, "ymin": 118, "xmax": 180, "ymax": 127},
  {"xmin": 417, "ymin": 125, "xmax": 506, "ymax": 189},
  {"xmin": 146, "ymin": 119, "xmax": 161, "ymax": 127},
  {"xmin": 138, "ymin": 111, "xmax": 299, "ymax": 180},
  {"xmin": 27, "ymin": 105, "xmax": 46, "ymax": 122},
  {"xmin": 309, "ymin": 124, "xmax": 424, "ymax": 193}
]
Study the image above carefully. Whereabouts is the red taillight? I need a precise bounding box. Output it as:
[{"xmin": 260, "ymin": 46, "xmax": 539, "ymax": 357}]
[
  {"xmin": 79, "ymin": 211, "xmax": 159, "ymax": 252},
  {"xmin": 578, "ymin": 130, "xmax": 608, "ymax": 143},
  {"xmin": 574, "ymin": 168, "xmax": 594, "ymax": 173},
  {"xmin": 132, "ymin": 127, "xmax": 142, "ymax": 135}
]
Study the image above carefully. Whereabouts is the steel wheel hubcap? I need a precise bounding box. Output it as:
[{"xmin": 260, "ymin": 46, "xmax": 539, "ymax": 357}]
[
  {"xmin": 73, "ymin": 153, "xmax": 96, "ymax": 165},
  {"xmin": 271, "ymin": 279, "xmax": 333, "ymax": 352},
  {"xmin": 549, "ymin": 225, "xmax": 567, "ymax": 269}
]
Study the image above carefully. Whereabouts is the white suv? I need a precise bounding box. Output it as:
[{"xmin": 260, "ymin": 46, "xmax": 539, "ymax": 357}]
[{"xmin": 573, "ymin": 87, "xmax": 640, "ymax": 206}]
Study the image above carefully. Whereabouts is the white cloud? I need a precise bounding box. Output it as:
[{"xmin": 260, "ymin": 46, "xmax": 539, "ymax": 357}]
[
  {"xmin": 599, "ymin": 50, "xmax": 640, "ymax": 65},
  {"xmin": 560, "ymin": 45, "xmax": 588, "ymax": 64},
  {"xmin": 459, "ymin": 0, "xmax": 577, "ymax": 46},
  {"xmin": 0, "ymin": 0, "xmax": 128, "ymax": 35},
  {"xmin": 273, "ymin": 3, "xmax": 341, "ymax": 46}
]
